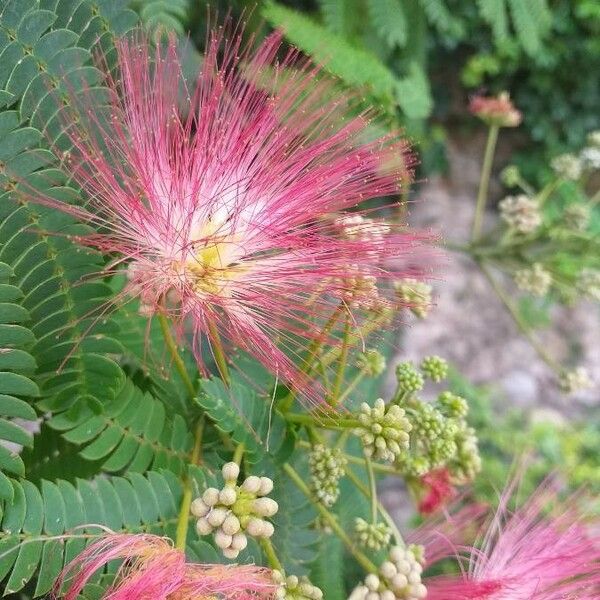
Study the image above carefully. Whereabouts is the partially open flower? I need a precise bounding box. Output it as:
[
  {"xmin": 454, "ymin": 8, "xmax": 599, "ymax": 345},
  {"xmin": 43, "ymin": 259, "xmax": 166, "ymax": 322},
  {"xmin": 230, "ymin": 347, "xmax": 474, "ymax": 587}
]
[
  {"xmin": 551, "ymin": 153, "xmax": 583, "ymax": 180},
  {"xmin": 469, "ymin": 92, "xmax": 522, "ymax": 127},
  {"xmin": 426, "ymin": 479, "xmax": 600, "ymax": 600},
  {"xmin": 28, "ymin": 26, "xmax": 431, "ymax": 403},
  {"xmin": 417, "ymin": 468, "xmax": 456, "ymax": 515},
  {"xmin": 54, "ymin": 532, "xmax": 274, "ymax": 599},
  {"xmin": 498, "ymin": 195, "xmax": 541, "ymax": 234}
]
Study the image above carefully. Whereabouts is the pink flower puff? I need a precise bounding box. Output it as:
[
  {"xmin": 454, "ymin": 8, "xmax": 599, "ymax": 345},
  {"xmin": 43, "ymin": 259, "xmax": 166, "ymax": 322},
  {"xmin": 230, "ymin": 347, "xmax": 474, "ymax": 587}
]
[
  {"xmin": 425, "ymin": 479, "xmax": 600, "ymax": 599},
  {"xmin": 53, "ymin": 532, "xmax": 275, "ymax": 599},
  {"xmin": 31, "ymin": 24, "xmax": 432, "ymax": 402}
]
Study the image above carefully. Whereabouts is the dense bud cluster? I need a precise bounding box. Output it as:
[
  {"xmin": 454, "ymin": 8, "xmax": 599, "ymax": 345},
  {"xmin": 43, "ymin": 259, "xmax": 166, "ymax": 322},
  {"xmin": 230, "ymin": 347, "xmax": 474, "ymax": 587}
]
[
  {"xmin": 437, "ymin": 391, "xmax": 468, "ymax": 419},
  {"xmin": 354, "ymin": 518, "xmax": 392, "ymax": 550},
  {"xmin": 395, "ymin": 362, "xmax": 424, "ymax": 394},
  {"xmin": 551, "ymin": 153, "xmax": 583, "ymax": 180},
  {"xmin": 394, "ymin": 279, "xmax": 432, "ymax": 319},
  {"xmin": 191, "ymin": 462, "xmax": 278, "ymax": 558},
  {"xmin": 355, "ymin": 399, "xmax": 412, "ymax": 462},
  {"xmin": 273, "ymin": 571, "xmax": 324, "ymax": 599},
  {"xmin": 581, "ymin": 146, "xmax": 600, "ymax": 170},
  {"xmin": 308, "ymin": 444, "xmax": 347, "ymax": 507},
  {"xmin": 564, "ymin": 203, "xmax": 590, "ymax": 231},
  {"xmin": 358, "ymin": 349, "xmax": 387, "ymax": 376},
  {"xmin": 449, "ymin": 425, "xmax": 482, "ymax": 484},
  {"xmin": 349, "ymin": 545, "xmax": 427, "ymax": 600},
  {"xmin": 419, "ymin": 356, "xmax": 448, "ymax": 383},
  {"xmin": 499, "ymin": 194, "xmax": 541, "ymax": 234},
  {"xmin": 514, "ymin": 263, "xmax": 552, "ymax": 296},
  {"xmin": 577, "ymin": 268, "xmax": 600, "ymax": 302},
  {"xmin": 559, "ymin": 367, "xmax": 593, "ymax": 394}
]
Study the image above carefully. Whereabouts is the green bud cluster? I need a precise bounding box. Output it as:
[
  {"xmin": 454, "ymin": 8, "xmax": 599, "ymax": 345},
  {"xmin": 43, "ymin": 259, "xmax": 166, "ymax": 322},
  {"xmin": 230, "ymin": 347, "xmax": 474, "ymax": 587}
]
[
  {"xmin": 358, "ymin": 349, "xmax": 387, "ymax": 377},
  {"xmin": 355, "ymin": 399, "xmax": 412, "ymax": 463},
  {"xmin": 420, "ymin": 356, "xmax": 448, "ymax": 382},
  {"xmin": 394, "ymin": 279, "xmax": 432, "ymax": 319},
  {"xmin": 273, "ymin": 571, "xmax": 323, "ymax": 600},
  {"xmin": 308, "ymin": 444, "xmax": 347, "ymax": 507},
  {"xmin": 564, "ymin": 203, "xmax": 590, "ymax": 231},
  {"xmin": 437, "ymin": 391, "xmax": 468, "ymax": 419},
  {"xmin": 394, "ymin": 384, "xmax": 480, "ymax": 484},
  {"xmin": 354, "ymin": 517, "xmax": 392, "ymax": 550},
  {"xmin": 395, "ymin": 362, "xmax": 424, "ymax": 394},
  {"xmin": 448, "ymin": 425, "xmax": 482, "ymax": 484},
  {"xmin": 349, "ymin": 545, "xmax": 427, "ymax": 600},
  {"xmin": 559, "ymin": 367, "xmax": 593, "ymax": 394},
  {"xmin": 514, "ymin": 263, "xmax": 552, "ymax": 297},
  {"xmin": 191, "ymin": 462, "xmax": 278, "ymax": 559}
]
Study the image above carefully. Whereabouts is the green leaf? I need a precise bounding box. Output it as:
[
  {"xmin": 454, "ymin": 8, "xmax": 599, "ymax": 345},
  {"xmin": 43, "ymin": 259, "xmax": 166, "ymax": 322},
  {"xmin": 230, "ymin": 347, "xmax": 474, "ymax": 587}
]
[
  {"xmin": 367, "ymin": 0, "xmax": 407, "ymax": 48},
  {"xmin": 263, "ymin": 1, "xmax": 399, "ymax": 113},
  {"xmin": 395, "ymin": 61, "xmax": 433, "ymax": 120}
]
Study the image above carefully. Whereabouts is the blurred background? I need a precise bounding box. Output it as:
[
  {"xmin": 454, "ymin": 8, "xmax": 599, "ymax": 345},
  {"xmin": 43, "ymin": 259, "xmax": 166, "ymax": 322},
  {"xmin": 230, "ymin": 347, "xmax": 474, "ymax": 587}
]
[{"xmin": 136, "ymin": 0, "xmax": 600, "ymax": 503}]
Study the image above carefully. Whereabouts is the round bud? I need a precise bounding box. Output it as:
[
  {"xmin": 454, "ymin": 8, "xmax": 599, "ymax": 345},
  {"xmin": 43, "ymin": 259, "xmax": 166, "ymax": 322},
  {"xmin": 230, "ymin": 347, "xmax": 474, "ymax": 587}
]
[
  {"xmin": 258, "ymin": 476, "xmax": 274, "ymax": 496},
  {"xmin": 190, "ymin": 498, "xmax": 210, "ymax": 517},
  {"xmin": 411, "ymin": 583, "xmax": 428, "ymax": 599},
  {"xmin": 222, "ymin": 547, "xmax": 239, "ymax": 559},
  {"xmin": 214, "ymin": 529, "xmax": 233, "ymax": 549},
  {"xmin": 275, "ymin": 588, "xmax": 286, "ymax": 600},
  {"xmin": 381, "ymin": 591, "xmax": 395, "ymax": 600},
  {"xmin": 222, "ymin": 514, "xmax": 241, "ymax": 535},
  {"xmin": 286, "ymin": 575, "xmax": 299, "ymax": 587},
  {"xmin": 379, "ymin": 561, "xmax": 397, "ymax": 579},
  {"xmin": 207, "ymin": 507, "xmax": 227, "ymax": 527},
  {"xmin": 262, "ymin": 520, "xmax": 275, "ymax": 538},
  {"xmin": 246, "ymin": 517, "xmax": 266, "ymax": 537},
  {"xmin": 202, "ymin": 487, "xmax": 220, "ymax": 506},
  {"xmin": 365, "ymin": 573, "xmax": 380, "ymax": 591},
  {"xmin": 230, "ymin": 532, "xmax": 248, "ymax": 551},
  {"xmin": 222, "ymin": 462, "xmax": 240, "ymax": 482},
  {"xmin": 366, "ymin": 592, "xmax": 379, "ymax": 600},
  {"xmin": 391, "ymin": 573, "xmax": 408, "ymax": 590},
  {"xmin": 253, "ymin": 497, "xmax": 279, "ymax": 517},
  {"xmin": 195, "ymin": 517, "xmax": 212, "ymax": 536},
  {"xmin": 219, "ymin": 487, "xmax": 237, "ymax": 506},
  {"xmin": 389, "ymin": 546, "xmax": 403, "ymax": 562},
  {"xmin": 241, "ymin": 475, "xmax": 262, "ymax": 494}
]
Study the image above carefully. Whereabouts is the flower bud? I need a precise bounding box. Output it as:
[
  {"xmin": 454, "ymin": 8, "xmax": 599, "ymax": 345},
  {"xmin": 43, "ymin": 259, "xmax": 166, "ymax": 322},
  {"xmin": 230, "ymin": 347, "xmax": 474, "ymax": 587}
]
[
  {"xmin": 258, "ymin": 477, "xmax": 274, "ymax": 496},
  {"xmin": 202, "ymin": 487, "xmax": 220, "ymax": 506},
  {"xmin": 222, "ymin": 547, "xmax": 240, "ymax": 559},
  {"xmin": 190, "ymin": 498, "xmax": 210, "ymax": 517},
  {"xmin": 214, "ymin": 529, "xmax": 233, "ymax": 549},
  {"xmin": 207, "ymin": 507, "xmax": 228, "ymax": 527},
  {"xmin": 219, "ymin": 487, "xmax": 237, "ymax": 506},
  {"xmin": 253, "ymin": 497, "xmax": 279, "ymax": 517},
  {"xmin": 222, "ymin": 461, "xmax": 240, "ymax": 482},
  {"xmin": 222, "ymin": 514, "xmax": 241, "ymax": 535},
  {"xmin": 420, "ymin": 355, "xmax": 449, "ymax": 382},
  {"xmin": 230, "ymin": 532, "xmax": 248, "ymax": 551},
  {"xmin": 241, "ymin": 475, "xmax": 262, "ymax": 494},
  {"xmin": 246, "ymin": 517, "xmax": 266, "ymax": 537},
  {"xmin": 195, "ymin": 517, "xmax": 212, "ymax": 536}
]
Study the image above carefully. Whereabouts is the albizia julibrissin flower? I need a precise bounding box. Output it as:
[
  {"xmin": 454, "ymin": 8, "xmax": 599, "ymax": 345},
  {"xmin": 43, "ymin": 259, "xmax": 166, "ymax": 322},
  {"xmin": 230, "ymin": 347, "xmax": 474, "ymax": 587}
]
[
  {"xmin": 30, "ymin": 26, "xmax": 431, "ymax": 400},
  {"xmin": 53, "ymin": 533, "xmax": 274, "ymax": 599},
  {"xmin": 425, "ymin": 479, "xmax": 600, "ymax": 599}
]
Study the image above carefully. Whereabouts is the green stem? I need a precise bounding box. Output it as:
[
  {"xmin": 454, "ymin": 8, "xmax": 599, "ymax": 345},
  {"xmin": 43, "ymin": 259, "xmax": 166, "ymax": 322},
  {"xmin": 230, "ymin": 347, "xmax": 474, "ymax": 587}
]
[
  {"xmin": 283, "ymin": 463, "xmax": 377, "ymax": 573},
  {"xmin": 175, "ymin": 418, "xmax": 204, "ymax": 550},
  {"xmin": 207, "ymin": 319, "xmax": 230, "ymax": 386},
  {"xmin": 472, "ymin": 124, "xmax": 500, "ymax": 242},
  {"xmin": 364, "ymin": 453, "xmax": 378, "ymax": 524},
  {"xmin": 233, "ymin": 443, "xmax": 245, "ymax": 466},
  {"xmin": 346, "ymin": 468, "xmax": 404, "ymax": 547},
  {"xmin": 158, "ymin": 312, "xmax": 196, "ymax": 399},
  {"xmin": 329, "ymin": 312, "xmax": 351, "ymax": 407},
  {"xmin": 286, "ymin": 413, "xmax": 360, "ymax": 429},
  {"xmin": 479, "ymin": 262, "xmax": 560, "ymax": 371},
  {"xmin": 260, "ymin": 537, "xmax": 283, "ymax": 571}
]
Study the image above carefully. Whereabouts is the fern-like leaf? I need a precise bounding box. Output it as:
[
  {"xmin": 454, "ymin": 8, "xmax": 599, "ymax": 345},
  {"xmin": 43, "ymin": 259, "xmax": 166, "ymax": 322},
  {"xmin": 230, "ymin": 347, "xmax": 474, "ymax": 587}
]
[{"xmin": 367, "ymin": 0, "xmax": 408, "ymax": 49}]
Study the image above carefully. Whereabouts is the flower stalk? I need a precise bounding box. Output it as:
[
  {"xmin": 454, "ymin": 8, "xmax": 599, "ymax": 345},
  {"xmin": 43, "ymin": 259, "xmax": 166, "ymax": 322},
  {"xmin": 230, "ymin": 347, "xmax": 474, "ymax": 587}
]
[{"xmin": 472, "ymin": 124, "xmax": 499, "ymax": 242}]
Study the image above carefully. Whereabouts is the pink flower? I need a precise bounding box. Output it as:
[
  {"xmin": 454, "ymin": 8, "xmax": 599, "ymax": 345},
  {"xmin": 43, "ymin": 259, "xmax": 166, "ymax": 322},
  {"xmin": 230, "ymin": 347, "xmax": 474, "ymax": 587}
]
[
  {"xmin": 417, "ymin": 467, "xmax": 456, "ymax": 515},
  {"xmin": 54, "ymin": 533, "xmax": 274, "ymax": 599},
  {"xmin": 469, "ymin": 92, "xmax": 522, "ymax": 127},
  {"xmin": 425, "ymin": 479, "xmax": 600, "ymax": 599},
  {"xmin": 31, "ymin": 26, "xmax": 431, "ymax": 400}
]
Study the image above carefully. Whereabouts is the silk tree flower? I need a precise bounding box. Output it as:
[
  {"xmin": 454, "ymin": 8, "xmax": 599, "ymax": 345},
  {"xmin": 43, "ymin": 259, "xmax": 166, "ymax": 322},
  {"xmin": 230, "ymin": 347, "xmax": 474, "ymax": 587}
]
[
  {"xmin": 32, "ymin": 26, "xmax": 431, "ymax": 400},
  {"xmin": 54, "ymin": 532, "xmax": 274, "ymax": 599},
  {"xmin": 417, "ymin": 467, "xmax": 456, "ymax": 515},
  {"xmin": 425, "ymin": 479, "xmax": 600, "ymax": 599}
]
